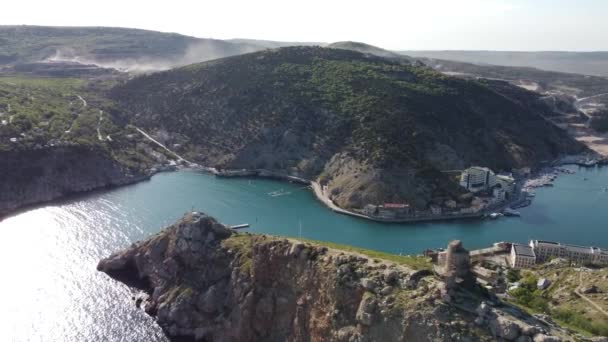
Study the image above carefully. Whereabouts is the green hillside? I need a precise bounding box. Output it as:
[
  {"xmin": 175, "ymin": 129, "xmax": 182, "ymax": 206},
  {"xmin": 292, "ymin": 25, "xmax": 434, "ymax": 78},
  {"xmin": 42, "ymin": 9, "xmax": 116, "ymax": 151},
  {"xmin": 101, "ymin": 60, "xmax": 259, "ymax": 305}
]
[{"xmin": 110, "ymin": 46, "xmax": 586, "ymax": 209}]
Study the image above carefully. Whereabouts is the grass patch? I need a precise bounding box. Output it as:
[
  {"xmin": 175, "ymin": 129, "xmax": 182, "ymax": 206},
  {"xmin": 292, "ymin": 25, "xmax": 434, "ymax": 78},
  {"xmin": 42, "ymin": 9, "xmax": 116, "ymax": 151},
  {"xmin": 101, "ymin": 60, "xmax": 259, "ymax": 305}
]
[
  {"xmin": 299, "ymin": 238, "xmax": 432, "ymax": 270},
  {"xmin": 221, "ymin": 233, "xmax": 255, "ymax": 274},
  {"xmin": 508, "ymin": 268, "xmax": 608, "ymax": 337},
  {"xmin": 164, "ymin": 285, "xmax": 194, "ymax": 303}
]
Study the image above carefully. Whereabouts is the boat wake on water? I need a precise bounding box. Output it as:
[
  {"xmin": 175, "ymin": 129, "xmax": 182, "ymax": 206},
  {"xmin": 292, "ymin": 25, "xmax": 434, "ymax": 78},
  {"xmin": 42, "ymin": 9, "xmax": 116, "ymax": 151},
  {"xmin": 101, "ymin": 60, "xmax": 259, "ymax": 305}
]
[{"xmin": 268, "ymin": 189, "xmax": 292, "ymax": 197}]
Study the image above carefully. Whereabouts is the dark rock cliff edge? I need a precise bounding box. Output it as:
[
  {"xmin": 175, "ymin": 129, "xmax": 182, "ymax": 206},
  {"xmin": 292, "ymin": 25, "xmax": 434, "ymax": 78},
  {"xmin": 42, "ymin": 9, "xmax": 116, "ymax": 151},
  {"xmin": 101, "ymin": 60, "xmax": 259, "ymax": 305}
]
[
  {"xmin": 0, "ymin": 146, "xmax": 148, "ymax": 217},
  {"xmin": 98, "ymin": 212, "xmax": 575, "ymax": 342}
]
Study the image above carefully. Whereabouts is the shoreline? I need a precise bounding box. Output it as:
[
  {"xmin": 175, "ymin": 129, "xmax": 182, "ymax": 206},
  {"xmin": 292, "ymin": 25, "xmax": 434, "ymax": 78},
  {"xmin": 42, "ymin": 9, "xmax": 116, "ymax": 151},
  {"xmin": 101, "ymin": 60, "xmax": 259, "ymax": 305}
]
[
  {"xmin": 211, "ymin": 168, "xmax": 488, "ymax": 224},
  {"xmin": 4, "ymin": 154, "xmax": 605, "ymax": 224}
]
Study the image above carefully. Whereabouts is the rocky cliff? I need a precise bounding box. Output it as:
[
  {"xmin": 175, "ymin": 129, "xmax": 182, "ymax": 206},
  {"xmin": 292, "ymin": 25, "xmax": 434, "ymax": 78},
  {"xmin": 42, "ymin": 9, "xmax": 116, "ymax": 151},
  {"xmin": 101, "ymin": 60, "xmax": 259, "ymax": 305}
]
[
  {"xmin": 98, "ymin": 212, "xmax": 576, "ymax": 342},
  {"xmin": 0, "ymin": 146, "xmax": 148, "ymax": 216}
]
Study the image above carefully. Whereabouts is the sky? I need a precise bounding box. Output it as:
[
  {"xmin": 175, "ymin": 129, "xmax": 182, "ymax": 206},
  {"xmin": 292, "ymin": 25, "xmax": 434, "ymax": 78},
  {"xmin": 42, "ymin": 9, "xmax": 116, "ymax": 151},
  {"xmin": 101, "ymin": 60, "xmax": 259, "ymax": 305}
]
[{"xmin": 3, "ymin": 0, "xmax": 608, "ymax": 51}]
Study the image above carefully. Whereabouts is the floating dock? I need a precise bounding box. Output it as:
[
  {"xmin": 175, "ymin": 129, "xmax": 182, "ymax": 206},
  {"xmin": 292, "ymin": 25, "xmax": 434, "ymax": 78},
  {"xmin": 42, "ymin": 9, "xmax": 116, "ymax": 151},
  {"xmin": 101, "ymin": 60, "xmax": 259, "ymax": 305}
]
[{"xmin": 230, "ymin": 224, "xmax": 250, "ymax": 230}]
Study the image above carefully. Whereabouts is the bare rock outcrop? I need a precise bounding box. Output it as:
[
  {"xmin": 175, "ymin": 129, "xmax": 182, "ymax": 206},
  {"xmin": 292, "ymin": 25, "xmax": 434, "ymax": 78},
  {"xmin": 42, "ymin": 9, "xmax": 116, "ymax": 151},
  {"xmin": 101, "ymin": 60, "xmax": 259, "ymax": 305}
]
[{"xmin": 98, "ymin": 212, "xmax": 576, "ymax": 342}]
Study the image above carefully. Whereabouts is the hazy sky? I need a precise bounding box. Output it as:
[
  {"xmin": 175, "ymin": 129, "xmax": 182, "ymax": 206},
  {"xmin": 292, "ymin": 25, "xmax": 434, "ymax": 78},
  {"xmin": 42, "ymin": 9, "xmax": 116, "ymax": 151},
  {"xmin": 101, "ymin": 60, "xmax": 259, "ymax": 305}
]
[{"xmin": 4, "ymin": 0, "xmax": 608, "ymax": 51}]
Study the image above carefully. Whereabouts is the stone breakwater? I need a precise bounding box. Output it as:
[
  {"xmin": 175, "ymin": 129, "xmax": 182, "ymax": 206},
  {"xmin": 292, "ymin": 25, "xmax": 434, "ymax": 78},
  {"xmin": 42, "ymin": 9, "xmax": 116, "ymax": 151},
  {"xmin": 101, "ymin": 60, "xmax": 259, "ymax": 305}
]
[{"xmin": 98, "ymin": 212, "xmax": 577, "ymax": 342}]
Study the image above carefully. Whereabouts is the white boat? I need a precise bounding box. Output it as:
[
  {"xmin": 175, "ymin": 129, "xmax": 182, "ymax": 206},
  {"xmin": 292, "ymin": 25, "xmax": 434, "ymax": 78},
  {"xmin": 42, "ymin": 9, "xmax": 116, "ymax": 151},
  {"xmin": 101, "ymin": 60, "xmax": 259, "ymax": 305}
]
[
  {"xmin": 503, "ymin": 208, "xmax": 521, "ymax": 217},
  {"xmin": 489, "ymin": 213, "xmax": 502, "ymax": 219}
]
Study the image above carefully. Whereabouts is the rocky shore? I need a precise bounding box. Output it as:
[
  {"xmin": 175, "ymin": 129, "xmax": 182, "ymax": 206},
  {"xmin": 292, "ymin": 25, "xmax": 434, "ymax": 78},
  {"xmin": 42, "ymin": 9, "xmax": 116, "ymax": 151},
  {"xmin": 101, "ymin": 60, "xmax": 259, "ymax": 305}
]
[
  {"xmin": 98, "ymin": 212, "xmax": 581, "ymax": 342},
  {"xmin": 0, "ymin": 145, "xmax": 151, "ymax": 217}
]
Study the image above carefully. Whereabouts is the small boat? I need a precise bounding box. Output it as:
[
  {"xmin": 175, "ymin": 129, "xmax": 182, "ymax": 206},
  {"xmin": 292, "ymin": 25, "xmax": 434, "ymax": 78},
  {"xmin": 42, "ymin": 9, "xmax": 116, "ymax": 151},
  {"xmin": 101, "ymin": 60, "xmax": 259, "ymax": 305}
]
[
  {"xmin": 503, "ymin": 208, "xmax": 521, "ymax": 217},
  {"xmin": 489, "ymin": 213, "xmax": 502, "ymax": 219},
  {"xmin": 230, "ymin": 223, "xmax": 250, "ymax": 230}
]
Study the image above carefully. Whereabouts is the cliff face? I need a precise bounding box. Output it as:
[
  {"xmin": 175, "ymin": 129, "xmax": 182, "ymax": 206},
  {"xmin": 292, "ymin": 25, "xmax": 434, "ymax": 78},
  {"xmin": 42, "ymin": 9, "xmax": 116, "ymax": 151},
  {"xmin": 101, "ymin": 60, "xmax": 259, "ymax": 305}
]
[
  {"xmin": 98, "ymin": 213, "xmax": 572, "ymax": 342},
  {"xmin": 0, "ymin": 146, "xmax": 147, "ymax": 216}
]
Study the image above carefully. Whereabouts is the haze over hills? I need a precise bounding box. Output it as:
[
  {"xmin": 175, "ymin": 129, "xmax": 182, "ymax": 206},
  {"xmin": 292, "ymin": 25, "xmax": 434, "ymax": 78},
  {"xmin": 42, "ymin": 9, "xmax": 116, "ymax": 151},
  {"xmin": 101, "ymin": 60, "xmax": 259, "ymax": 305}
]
[
  {"xmin": 400, "ymin": 50, "xmax": 608, "ymax": 77},
  {"xmin": 110, "ymin": 46, "xmax": 585, "ymax": 210},
  {"xmin": 0, "ymin": 26, "xmax": 266, "ymax": 72},
  {"xmin": 0, "ymin": 26, "xmax": 603, "ymax": 214},
  {"xmin": 328, "ymin": 41, "xmax": 406, "ymax": 60}
]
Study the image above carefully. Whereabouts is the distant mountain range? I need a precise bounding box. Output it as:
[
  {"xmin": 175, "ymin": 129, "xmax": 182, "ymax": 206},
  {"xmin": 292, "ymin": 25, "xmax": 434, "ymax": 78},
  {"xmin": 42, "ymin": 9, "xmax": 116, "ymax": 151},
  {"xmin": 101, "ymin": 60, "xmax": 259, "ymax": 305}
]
[
  {"xmin": 399, "ymin": 50, "xmax": 608, "ymax": 77},
  {"xmin": 3, "ymin": 26, "xmax": 608, "ymax": 76}
]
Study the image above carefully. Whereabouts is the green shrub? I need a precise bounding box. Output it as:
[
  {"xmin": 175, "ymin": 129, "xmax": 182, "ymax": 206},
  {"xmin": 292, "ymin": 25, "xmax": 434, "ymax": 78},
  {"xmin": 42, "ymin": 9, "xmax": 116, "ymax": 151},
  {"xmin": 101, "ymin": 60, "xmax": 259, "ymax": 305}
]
[{"xmin": 553, "ymin": 308, "xmax": 608, "ymax": 336}]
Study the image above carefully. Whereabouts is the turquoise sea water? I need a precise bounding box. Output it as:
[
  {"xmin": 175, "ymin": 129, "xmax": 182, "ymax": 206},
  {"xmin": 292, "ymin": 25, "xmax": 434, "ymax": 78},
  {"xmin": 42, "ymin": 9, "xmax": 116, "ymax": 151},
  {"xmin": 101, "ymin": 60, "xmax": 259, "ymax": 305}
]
[{"xmin": 1, "ymin": 165, "xmax": 607, "ymax": 341}]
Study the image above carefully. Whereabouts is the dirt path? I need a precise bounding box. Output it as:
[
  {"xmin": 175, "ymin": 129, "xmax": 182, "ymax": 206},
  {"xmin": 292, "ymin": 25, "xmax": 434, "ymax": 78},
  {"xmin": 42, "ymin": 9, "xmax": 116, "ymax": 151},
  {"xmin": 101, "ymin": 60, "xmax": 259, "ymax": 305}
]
[
  {"xmin": 575, "ymin": 271, "xmax": 608, "ymax": 318},
  {"xmin": 65, "ymin": 94, "xmax": 88, "ymax": 134},
  {"xmin": 76, "ymin": 94, "xmax": 87, "ymax": 108},
  {"xmin": 576, "ymin": 92, "xmax": 608, "ymax": 104},
  {"xmin": 96, "ymin": 110, "xmax": 104, "ymax": 141}
]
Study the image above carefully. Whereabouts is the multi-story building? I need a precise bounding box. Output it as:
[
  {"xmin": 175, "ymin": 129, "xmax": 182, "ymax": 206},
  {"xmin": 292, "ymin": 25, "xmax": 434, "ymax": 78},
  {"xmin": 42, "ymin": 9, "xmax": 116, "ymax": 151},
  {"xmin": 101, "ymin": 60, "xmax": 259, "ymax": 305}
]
[
  {"xmin": 510, "ymin": 244, "xmax": 536, "ymax": 269},
  {"xmin": 496, "ymin": 174, "xmax": 516, "ymax": 195},
  {"xmin": 529, "ymin": 240, "xmax": 608, "ymax": 265},
  {"xmin": 492, "ymin": 187, "xmax": 506, "ymax": 202},
  {"xmin": 460, "ymin": 166, "xmax": 497, "ymax": 193}
]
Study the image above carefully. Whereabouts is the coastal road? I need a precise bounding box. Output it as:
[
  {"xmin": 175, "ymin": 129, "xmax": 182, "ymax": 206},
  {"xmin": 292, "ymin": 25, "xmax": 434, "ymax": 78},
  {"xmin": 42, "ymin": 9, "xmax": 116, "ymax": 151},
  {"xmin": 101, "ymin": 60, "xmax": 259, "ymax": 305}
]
[
  {"xmin": 311, "ymin": 182, "xmax": 369, "ymax": 219},
  {"xmin": 134, "ymin": 126, "xmax": 195, "ymax": 165}
]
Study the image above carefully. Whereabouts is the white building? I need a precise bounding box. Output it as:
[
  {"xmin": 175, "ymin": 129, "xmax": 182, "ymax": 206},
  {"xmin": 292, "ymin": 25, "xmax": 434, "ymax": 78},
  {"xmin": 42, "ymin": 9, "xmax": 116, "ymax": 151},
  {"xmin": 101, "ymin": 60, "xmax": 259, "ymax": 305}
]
[
  {"xmin": 492, "ymin": 187, "xmax": 506, "ymax": 202},
  {"xmin": 496, "ymin": 174, "xmax": 516, "ymax": 194},
  {"xmin": 529, "ymin": 240, "xmax": 608, "ymax": 265},
  {"xmin": 510, "ymin": 244, "xmax": 536, "ymax": 269},
  {"xmin": 460, "ymin": 166, "xmax": 497, "ymax": 193},
  {"xmin": 430, "ymin": 205, "xmax": 442, "ymax": 215}
]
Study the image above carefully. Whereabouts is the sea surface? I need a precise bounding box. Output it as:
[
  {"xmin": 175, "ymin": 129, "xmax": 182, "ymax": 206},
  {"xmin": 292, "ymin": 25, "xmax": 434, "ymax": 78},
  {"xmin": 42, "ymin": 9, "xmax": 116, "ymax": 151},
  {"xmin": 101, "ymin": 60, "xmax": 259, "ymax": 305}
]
[{"xmin": 1, "ymin": 165, "xmax": 607, "ymax": 341}]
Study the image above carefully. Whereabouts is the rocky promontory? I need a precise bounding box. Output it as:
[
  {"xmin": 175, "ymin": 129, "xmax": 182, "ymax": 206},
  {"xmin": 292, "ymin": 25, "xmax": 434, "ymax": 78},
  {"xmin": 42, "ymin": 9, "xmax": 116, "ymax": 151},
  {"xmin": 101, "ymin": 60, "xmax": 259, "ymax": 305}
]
[
  {"xmin": 98, "ymin": 212, "xmax": 577, "ymax": 341},
  {"xmin": 0, "ymin": 146, "xmax": 148, "ymax": 216}
]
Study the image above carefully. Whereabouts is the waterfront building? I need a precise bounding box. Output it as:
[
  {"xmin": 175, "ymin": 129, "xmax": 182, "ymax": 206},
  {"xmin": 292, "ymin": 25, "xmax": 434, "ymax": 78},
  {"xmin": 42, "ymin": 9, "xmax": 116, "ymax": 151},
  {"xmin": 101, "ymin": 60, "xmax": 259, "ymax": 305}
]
[
  {"xmin": 496, "ymin": 174, "xmax": 516, "ymax": 195},
  {"xmin": 430, "ymin": 204, "xmax": 442, "ymax": 215},
  {"xmin": 510, "ymin": 244, "xmax": 536, "ymax": 269},
  {"xmin": 445, "ymin": 199, "xmax": 457, "ymax": 209},
  {"xmin": 492, "ymin": 187, "xmax": 506, "ymax": 202},
  {"xmin": 529, "ymin": 240, "xmax": 608, "ymax": 265},
  {"xmin": 459, "ymin": 206, "xmax": 479, "ymax": 214},
  {"xmin": 459, "ymin": 166, "xmax": 497, "ymax": 192},
  {"xmin": 363, "ymin": 204, "xmax": 378, "ymax": 216}
]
